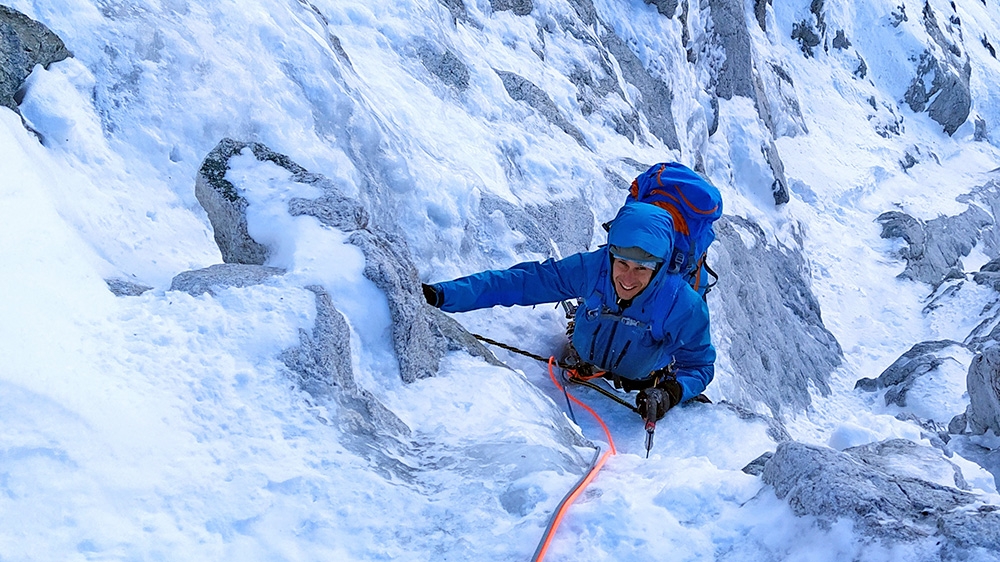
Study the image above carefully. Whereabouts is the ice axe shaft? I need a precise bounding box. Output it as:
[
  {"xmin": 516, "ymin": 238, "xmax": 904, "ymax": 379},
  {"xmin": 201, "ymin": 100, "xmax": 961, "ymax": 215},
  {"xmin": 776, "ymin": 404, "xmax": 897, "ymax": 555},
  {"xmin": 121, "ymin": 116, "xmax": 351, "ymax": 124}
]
[{"xmin": 644, "ymin": 419, "xmax": 656, "ymax": 458}]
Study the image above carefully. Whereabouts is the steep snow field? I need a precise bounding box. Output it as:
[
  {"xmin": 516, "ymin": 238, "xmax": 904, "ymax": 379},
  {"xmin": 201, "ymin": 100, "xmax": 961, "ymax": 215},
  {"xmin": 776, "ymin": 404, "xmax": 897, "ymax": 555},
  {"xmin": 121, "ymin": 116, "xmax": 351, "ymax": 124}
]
[{"xmin": 3, "ymin": 0, "xmax": 1000, "ymax": 560}]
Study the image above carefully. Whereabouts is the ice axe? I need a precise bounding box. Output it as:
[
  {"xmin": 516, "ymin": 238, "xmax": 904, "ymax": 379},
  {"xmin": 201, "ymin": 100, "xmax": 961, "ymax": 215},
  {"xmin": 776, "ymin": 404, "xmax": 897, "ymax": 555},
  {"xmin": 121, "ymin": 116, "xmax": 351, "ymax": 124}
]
[{"xmin": 638, "ymin": 394, "xmax": 658, "ymax": 458}]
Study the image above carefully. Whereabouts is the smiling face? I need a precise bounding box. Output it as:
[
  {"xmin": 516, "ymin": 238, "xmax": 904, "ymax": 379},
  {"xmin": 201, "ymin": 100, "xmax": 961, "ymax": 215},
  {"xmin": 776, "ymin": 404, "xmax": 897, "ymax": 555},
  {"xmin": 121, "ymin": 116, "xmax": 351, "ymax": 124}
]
[{"xmin": 611, "ymin": 257, "xmax": 655, "ymax": 301}]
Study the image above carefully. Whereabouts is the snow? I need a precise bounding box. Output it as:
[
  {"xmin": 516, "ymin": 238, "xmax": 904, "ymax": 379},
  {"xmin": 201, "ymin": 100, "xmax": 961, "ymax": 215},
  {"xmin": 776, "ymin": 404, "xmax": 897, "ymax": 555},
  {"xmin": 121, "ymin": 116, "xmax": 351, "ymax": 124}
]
[{"xmin": 3, "ymin": 0, "xmax": 1000, "ymax": 560}]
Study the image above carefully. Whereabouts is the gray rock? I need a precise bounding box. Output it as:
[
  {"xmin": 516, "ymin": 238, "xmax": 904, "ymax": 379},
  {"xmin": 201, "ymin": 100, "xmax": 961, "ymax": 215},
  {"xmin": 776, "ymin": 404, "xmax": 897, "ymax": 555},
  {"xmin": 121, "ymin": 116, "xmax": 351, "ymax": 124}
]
[
  {"xmin": 762, "ymin": 441, "xmax": 978, "ymax": 540},
  {"xmin": 0, "ymin": 6, "xmax": 72, "ymax": 112},
  {"xmin": 196, "ymin": 138, "xmax": 368, "ymax": 265},
  {"xmin": 280, "ymin": 286, "xmax": 418, "ymax": 483},
  {"xmin": 644, "ymin": 0, "xmax": 678, "ymax": 18},
  {"xmin": 754, "ymin": 63, "xmax": 808, "ymax": 139},
  {"xmin": 904, "ymin": 52, "xmax": 971, "ymax": 137},
  {"xmin": 855, "ymin": 340, "xmax": 967, "ymax": 410},
  {"xmin": 976, "ymin": 116, "xmax": 990, "ymax": 142},
  {"xmin": 844, "ymin": 438, "xmax": 969, "ymax": 491},
  {"xmin": 281, "ymin": 285, "xmax": 410, "ymax": 437},
  {"xmin": 900, "ymin": 5, "xmax": 971, "ymax": 136},
  {"xmin": 965, "ymin": 298, "xmax": 1000, "ymax": 352},
  {"xmin": 195, "ymin": 139, "xmax": 273, "ymax": 265},
  {"xmin": 494, "ymin": 69, "xmax": 588, "ymax": 149},
  {"xmin": 478, "ymin": 193, "xmax": 594, "ymax": 259},
  {"xmin": 710, "ymin": 216, "xmax": 842, "ymax": 414},
  {"xmin": 348, "ymin": 229, "xmax": 447, "ymax": 383},
  {"xmin": 105, "ymin": 278, "xmax": 153, "ymax": 297},
  {"xmin": 877, "ymin": 206, "xmax": 992, "ymax": 288},
  {"xmin": 414, "ymin": 41, "xmax": 470, "ymax": 92},
  {"xmin": 937, "ymin": 509, "xmax": 1000, "ymax": 562},
  {"xmin": 708, "ymin": 0, "xmax": 755, "ymax": 100},
  {"xmin": 761, "ymin": 140, "xmax": 790, "ymax": 205},
  {"xmin": 435, "ymin": 0, "xmax": 471, "ymax": 24},
  {"xmin": 707, "ymin": 0, "xmax": 806, "ymax": 141},
  {"xmin": 753, "ymin": 0, "xmax": 770, "ymax": 32},
  {"xmin": 832, "ymin": 29, "xmax": 851, "ymax": 49},
  {"xmin": 965, "ymin": 346, "xmax": 1000, "ymax": 436},
  {"xmin": 741, "ymin": 451, "xmax": 772, "ymax": 476},
  {"xmin": 490, "ymin": 0, "xmax": 532, "ymax": 16},
  {"xmin": 600, "ymin": 32, "xmax": 680, "ymax": 150},
  {"xmin": 169, "ymin": 264, "xmax": 285, "ymax": 296},
  {"xmin": 720, "ymin": 401, "xmax": 791, "ymax": 443},
  {"xmin": 790, "ymin": 21, "xmax": 821, "ymax": 58}
]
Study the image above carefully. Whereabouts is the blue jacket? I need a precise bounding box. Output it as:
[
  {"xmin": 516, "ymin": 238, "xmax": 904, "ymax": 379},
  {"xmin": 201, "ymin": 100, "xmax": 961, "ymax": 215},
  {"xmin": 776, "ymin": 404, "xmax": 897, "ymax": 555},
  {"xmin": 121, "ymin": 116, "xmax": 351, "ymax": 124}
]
[{"xmin": 433, "ymin": 203, "xmax": 716, "ymax": 402}]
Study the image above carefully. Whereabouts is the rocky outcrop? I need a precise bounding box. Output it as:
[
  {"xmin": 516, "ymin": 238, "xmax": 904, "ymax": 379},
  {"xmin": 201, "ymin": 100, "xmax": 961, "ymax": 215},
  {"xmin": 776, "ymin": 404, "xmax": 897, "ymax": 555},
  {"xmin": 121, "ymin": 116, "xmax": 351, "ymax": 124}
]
[
  {"xmin": 759, "ymin": 440, "xmax": 992, "ymax": 548},
  {"xmin": 600, "ymin": 32, "xmax": 680, "ymax": 151},
  {"xmin": 490, "ymin": 0, "xmax": 533, "ymax": 16},
  {"xmin": 0, "ymin": 6, "xmax": 72, "ymax": 113},
  {"xmin": 105, "ymin": 278, "xmax": 153, "ymax": 297},
  {"xmin": 193, "ymin": 138, "xmax": 497, "ymax": 383},
  {"xmin": 710, "ymin": 216, "xmax": 842, "ymax": 415},
  {"xmin": 902, "ymin": 3, "xmax": 972, "ymax": 136},
  {"xmin": 169, "ymin": 264, "xmax": 285, "ymax": 296},
  {"xmin": 643, "ymin": 0, "xmax": 678, "ymax": 18},
  {"xmin": 877, "ymin": 207, "xmax": 992, "ymax": 288},
  {"xmin": 955, "ymin": 346, "xmax": 1000, "ymax": 437},
  {"xmin": 414, "ymin": 40, "xmax": 470, "ymax": 92},
  {"xmin": 494, "ymin": 69, "xmax": 588, "ymax": 149},
  {"xmin": 855, "ymin": 340, "xmax": 967, "ymax": 409},
  {"xmin": 195, "ymin": 138, "xmax": 368, "ymax": 265},
  {"xmin": 478, "ymin": 193, "xmax": 594, "ymax": 259},
  {"xmin": 706, "ymin": 0, "xmax": 797, "ymax": 204},
  {"xmin": 281, "ymin": 286, "xmax": 410, "ymax": 437}
]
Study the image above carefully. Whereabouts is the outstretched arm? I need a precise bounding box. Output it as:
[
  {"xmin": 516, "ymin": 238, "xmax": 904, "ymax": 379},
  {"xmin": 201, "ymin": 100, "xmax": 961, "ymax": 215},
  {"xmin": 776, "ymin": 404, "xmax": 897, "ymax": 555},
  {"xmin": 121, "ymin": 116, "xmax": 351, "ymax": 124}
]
[{"xmin": 428, "ymin": 252, "xmax": 593, "ymax": 313}]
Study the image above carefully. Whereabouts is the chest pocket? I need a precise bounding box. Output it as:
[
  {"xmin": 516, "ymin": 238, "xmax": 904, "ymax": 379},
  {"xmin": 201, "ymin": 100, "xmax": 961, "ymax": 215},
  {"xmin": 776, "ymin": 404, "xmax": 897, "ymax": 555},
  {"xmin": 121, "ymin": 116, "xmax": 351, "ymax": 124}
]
[{"xmin": 572, "ymin": 304, "xmax": 667, "ymax": 379}]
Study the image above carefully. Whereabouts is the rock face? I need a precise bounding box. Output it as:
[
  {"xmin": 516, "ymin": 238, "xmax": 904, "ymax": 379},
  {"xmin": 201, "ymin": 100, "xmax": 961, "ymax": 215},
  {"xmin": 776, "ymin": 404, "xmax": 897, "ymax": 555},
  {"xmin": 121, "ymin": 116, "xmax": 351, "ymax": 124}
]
[
  {"xmin": 478, "ymin": 193, "xmax": 594, "ymax": 259},
  {"xmin": 876, "ymin": 178, "xmax": 1000, "ymax": 290},
  {"xmin": 193, "ymin": 138, "xmax": 497, "ymax": 383},
  {"xmin": 413, "ymin": 40, "xmax": 469, "ymax": 92},
  {"xmin": 705, "ymin": 0, "xmax": 797, "ymax": 205},
  {"xmin": 0, "ymin": 6, "xmax": 72, "ymax": 113},
  {"xmin": 195, "ymin": 138, "xmax": 368, "ymax": 265},
  {"xmin": 494, "ymin": 69, "xmax": 588, "ymax": 149},
  {"xmin": 855, "ymin": 340, "xmax": 967, "ymax": 409},
  {"xmin": 876, "ymin": 206, "xmax": 992, "ymax": 288},
  {"xmin": 710, "ymin": 216, "xmax": 842, "ymax": 414},
  {"xmin": 902, "ymin": 4, "xmax": 972, "ymax": 136},
  {"xmin": 760, "ymin": 440, "xmax": 991, "ymax": 547},
  {"xmin": 281, "ymin": 286, "xmax": 410, "ymax": 437},
  {"xmin": 169, "ymin": 264, "xmax": 285, "ymax": 296},
  {"xmin": 105, "ymin": 278, "xmax": 152, "ymax": 297},
  {"xmin": 600, "ymin": 31, "xmax": 680, "ymax": 151},
  {"xmin": 962, "ymin": 346, "xmax": 1000, "ymax": 437}
]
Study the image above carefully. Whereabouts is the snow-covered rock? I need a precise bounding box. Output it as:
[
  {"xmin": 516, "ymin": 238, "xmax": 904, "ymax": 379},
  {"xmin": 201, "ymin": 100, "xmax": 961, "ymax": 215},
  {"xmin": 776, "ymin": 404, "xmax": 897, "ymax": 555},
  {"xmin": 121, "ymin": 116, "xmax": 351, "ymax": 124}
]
[
  {"xmin": 759, "ymin": 439, "xmax": 998, "ymax": 553},
  {"xmin": 711, "ymin": 215, "xmax": 842, "ymax": 414},
  {"xmin": 0, "ymin": 6, "xmax": 71, "ymax": 113}
]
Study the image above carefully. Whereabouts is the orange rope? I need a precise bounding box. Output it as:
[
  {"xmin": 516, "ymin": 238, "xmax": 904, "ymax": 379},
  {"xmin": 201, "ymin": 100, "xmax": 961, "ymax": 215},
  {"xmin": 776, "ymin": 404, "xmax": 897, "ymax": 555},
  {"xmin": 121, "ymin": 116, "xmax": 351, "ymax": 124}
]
[
  {"xmin": 532, "ymin": 357, "xmax": 617, "ymax": 562},
  {"xmin": 567, "ymin": 368, "xmax": 607, "ymax": 382}
]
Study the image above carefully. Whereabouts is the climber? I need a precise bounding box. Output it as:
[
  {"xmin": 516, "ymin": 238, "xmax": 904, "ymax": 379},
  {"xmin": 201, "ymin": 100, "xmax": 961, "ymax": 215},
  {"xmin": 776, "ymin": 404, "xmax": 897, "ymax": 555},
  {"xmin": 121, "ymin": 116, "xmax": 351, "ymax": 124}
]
[{"xmin": 422, "ymin": 202, "xmax": 715, "ymax": 421}]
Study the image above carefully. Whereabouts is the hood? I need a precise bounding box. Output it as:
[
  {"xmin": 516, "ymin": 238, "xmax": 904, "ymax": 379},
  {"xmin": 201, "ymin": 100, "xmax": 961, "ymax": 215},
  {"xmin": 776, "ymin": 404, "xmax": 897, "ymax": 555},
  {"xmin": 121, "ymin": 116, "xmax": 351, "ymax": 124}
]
[{"xmin": 606, "ymin": 202, "xmax": 674, "ymax": 261}]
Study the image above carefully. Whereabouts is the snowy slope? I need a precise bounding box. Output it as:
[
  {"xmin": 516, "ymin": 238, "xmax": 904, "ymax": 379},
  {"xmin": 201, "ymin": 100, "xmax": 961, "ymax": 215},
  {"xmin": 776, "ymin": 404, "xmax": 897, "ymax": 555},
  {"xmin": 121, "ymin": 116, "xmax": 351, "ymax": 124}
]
[{"xmin": 3, "ymin": 0, "xmax": 1000, "ymax": 560}]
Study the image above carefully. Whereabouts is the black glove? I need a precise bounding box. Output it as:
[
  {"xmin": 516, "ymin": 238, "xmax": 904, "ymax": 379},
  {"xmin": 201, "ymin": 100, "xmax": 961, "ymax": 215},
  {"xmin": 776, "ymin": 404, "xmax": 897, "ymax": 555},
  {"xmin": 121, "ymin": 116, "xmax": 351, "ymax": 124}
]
[
  {"xmin": 636, "ymin": 380, "xmax": 683, "ymax": 421},
  {"xmin": 422, "ymin": 283, "xmax": 443, "ymax": 308}
]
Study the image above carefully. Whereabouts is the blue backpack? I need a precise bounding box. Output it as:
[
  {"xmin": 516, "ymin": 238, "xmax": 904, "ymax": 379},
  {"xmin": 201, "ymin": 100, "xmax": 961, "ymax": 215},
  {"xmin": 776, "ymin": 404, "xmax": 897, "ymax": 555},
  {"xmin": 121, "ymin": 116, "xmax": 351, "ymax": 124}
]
[{"xmin": 615, "ymin": 162, "xmax": 723, "ymax": 297}]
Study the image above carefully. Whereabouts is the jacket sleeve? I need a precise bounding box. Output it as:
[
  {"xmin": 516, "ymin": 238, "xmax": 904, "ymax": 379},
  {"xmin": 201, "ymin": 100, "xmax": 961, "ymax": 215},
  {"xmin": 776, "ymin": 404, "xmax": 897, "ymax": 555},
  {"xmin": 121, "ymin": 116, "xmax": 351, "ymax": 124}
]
[
  {"xmin": 666, "ymin": 290, "xmax": 716, "ymax": 402},
  {"xmin": 431, "ymin": 253, "xmax": 592, "ymax": 313}
]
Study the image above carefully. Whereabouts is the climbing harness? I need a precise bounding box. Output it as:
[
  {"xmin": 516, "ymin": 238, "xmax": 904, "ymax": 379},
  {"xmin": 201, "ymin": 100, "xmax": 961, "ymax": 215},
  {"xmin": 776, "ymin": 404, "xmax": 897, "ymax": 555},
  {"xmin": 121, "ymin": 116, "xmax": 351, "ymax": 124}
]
[{"xmin": 472, "ymin": 333, "xmax": 639, "ymax": 414}]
